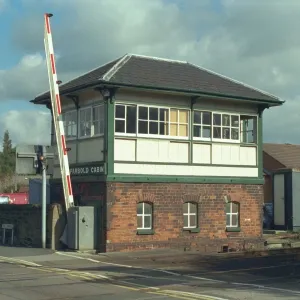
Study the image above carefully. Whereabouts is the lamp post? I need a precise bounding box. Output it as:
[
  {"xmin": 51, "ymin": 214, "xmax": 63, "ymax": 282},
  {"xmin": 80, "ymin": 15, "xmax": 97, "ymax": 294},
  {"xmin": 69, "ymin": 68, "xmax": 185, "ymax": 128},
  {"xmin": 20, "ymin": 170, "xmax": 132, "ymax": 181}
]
[{"xmin": 39, "ymin": 154, "xmax": 47, "ymax": 249}]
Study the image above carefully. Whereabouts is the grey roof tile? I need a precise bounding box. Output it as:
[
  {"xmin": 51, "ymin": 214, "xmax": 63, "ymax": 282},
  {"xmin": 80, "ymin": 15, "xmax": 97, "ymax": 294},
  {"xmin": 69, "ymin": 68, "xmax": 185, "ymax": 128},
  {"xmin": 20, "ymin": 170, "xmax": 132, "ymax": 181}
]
[{"xmin": 32, "ymin": 54, "xmax": 282, "ymax": 104}]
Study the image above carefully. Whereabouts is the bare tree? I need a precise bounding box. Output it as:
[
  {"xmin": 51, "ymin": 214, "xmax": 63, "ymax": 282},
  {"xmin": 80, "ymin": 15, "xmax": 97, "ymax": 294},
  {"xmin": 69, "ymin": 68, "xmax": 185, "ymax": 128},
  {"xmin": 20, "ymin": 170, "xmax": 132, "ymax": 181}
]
[{"xmin": 0, "ymin": 174, "xmax": 28, "ymax": 193}]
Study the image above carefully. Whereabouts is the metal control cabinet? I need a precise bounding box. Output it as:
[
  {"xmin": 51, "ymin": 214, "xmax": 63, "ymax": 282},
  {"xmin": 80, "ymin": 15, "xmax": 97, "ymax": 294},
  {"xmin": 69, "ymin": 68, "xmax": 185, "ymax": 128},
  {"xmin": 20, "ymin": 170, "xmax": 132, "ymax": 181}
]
[
  {"xmin": 67, "ymin": 206, "xmax": 96, "ymax": 250},
  {"xmin": 273, "ymin": 168, "xmax": 300, "ymax": 232}
]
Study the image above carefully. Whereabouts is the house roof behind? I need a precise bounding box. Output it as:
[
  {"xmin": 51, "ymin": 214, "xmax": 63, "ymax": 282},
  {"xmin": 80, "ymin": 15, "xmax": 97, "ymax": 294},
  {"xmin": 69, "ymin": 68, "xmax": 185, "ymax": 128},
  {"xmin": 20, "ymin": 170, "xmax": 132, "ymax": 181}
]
[
  {"xmin": 263, "ymin": 143, "xmax": 300, "ymax": 168},
  {"xmin": 32, "ymin": 54, "xmax": 283, "ymax": 105}
]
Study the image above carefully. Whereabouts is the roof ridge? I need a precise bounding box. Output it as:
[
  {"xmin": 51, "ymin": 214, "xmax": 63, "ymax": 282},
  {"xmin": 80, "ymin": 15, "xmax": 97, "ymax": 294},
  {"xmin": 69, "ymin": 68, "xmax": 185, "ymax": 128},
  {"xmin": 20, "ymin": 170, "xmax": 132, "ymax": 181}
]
[
  {"xmin": 102, "ymin": 54, "xmax": 131, "ymax": 81},
  {"xmin": 129, "ymin": 53, "xmax": 187, "ymax": 64},
  {"xmin": 35, "ymin": 56, "xmax": 124, "ymax": 98},
  {"xmin": 188, "ymin": 62, "xmax": 281, "ymax": 101}
]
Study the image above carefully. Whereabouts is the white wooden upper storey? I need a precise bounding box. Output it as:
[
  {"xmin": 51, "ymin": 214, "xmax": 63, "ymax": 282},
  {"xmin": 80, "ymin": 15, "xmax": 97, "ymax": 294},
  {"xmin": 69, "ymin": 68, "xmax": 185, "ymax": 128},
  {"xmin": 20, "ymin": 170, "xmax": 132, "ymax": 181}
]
[{"xmin": 52, "ymin": 89, "xmax": 260, "ymax": 178}]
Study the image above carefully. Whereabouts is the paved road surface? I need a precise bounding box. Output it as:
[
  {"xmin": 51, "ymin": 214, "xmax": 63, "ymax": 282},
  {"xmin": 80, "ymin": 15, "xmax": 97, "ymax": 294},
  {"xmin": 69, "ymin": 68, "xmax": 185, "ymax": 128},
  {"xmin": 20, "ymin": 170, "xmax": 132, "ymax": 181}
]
[{"xmin": 1, "ymin": 246, "xmax": 300, "ymax": 299}]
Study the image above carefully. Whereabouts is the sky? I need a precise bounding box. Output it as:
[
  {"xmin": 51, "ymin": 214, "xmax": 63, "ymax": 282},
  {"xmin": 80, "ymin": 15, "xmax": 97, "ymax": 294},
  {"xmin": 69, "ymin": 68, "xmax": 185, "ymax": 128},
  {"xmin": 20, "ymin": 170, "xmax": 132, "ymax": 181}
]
[{"xmin": 0, "ymin": 0, "xmax": 299, "ymax": 146}]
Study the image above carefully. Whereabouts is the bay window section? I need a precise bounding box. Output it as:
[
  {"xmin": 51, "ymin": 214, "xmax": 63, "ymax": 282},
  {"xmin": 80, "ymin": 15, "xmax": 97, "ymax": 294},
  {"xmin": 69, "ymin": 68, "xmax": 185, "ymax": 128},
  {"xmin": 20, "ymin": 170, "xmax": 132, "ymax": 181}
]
[
  {"xmin": 138, "ymin": 106, "xmax": 169, "ymax": 135},
  {"xmin": 79, "ymin": 105, "xmax": 104, "ymax": 138},
  {"xmin": 170, "ymin": 109, "xmax": 189, "ymax": 137},
  {"xmin": 115, "ymin": 104, "xmax": 189, "ymax": 138},
  {"xmin": 63, "ymin": 110, "xmax": 77, "ymax": 140},
  {"xmin": 115, "ymin": 104, "xmax": 137, "ymax": 134},
  {"xmin": 212, "ymin": 113, "xmax": 239, "ymax": 142},
  {"xmin": 240, "ymin": 115, "xmax": 257, "ymax": 144},
  {"xmin": 193, "ymin": 111, "xmax": 211, "ymax": 139}
]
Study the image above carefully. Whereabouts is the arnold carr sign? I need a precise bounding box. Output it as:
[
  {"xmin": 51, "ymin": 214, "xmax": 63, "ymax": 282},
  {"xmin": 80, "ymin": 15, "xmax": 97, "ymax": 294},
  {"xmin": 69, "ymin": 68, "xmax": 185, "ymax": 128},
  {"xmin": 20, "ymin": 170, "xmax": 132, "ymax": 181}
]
[{"xmin": 69, "ymin": 164, "xmax": 105, "ymax": 176}]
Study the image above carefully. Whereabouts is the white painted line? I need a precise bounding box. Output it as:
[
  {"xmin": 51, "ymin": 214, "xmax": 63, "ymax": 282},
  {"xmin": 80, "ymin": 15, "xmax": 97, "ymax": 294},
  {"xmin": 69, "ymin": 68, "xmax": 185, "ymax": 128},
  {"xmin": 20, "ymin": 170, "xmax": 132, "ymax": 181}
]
[
  {"xmin": 154, "ymin": 269, "xmax": 181, "ymax": 276},
  {"xmin": 0, "ymin": 256, "xmax": 42, "ymax": 267},
  {"xmin": 185, "ymin": 275, "xmax": 226, "ymax": 284},
  {"xmin": 55, "ymin": 251, "xmax": 138, "ymax": 268},
  {"xmin": 159, "ymin": 290, "xmax": 229, "ymax": 300},
  {"xmin": 55, "ymin": 251, "xmax": 300, "ymax": 295},
  {"xmin": 231, "ymin": 282, "xmax": 300, "ymax": 295},
  {"xmin": 186, "ymin": 262, "xmax": 300, "ymax": 275}
]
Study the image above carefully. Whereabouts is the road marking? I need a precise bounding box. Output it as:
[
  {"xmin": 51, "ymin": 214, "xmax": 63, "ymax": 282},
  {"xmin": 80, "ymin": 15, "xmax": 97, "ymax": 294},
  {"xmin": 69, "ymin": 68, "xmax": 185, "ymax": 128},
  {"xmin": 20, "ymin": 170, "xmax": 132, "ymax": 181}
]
[
  {"xmin": 54, "ymin": 250, "xmax": 300, "ymax": 295},
  {"xmin": 187, "ymin": 262, "xmax": 300, "ymax": 275},
  {"xmin": 231, "ymin": 282, "xmax": 300, "ymax": 295},
  {"xmin": 45, "ymin": 251, "xmax": 300, "ymax": 296},
  {"xmin": 0, "ymin": 256, "xmax": 42, "ymax": 267},
  {"xmin": 56, "ymin": 251, "xmax": 184, "ymax": 276},
  {"xmin": 160, "ymin": 290, "xmax": 229, "ymax": 300},
  {"xmin": 0, "ymin": 256, "xmax": 230, "ymax": 300},
  {"xmin": 56, "ymin": 251, "xmax": 138, "ymax": 268}
]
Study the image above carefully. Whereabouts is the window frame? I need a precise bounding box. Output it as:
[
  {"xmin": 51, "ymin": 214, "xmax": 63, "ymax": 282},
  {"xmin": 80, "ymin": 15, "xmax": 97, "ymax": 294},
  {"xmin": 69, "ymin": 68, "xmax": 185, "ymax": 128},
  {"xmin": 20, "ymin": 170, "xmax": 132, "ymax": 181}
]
[
  {"xmin": 193, "ymin": 110, "xmax": 249, "ymax": 144},
  {"xmin": 183, "ymin": 202, "xmax": 198, "ymax": 229},
  {"xmin": 137, "ymin": 202, "xmax": 153, "ymax": 230},
  {"xmin": 78, "ymin": 104, "xmax": 105, "ymax": 139},
  {"xmin": 212, "ymin": 112, "xmax": 240, "ymax": 143},
  {"xmin": 226, "ymin": 202, "xmax": 240, "ymax": 229},
  {"xmin": 240, "ymin": 114, "xmax": 258, "ymax": 144},
  {"xmin": 114, "ymin": 103, "xmax": 190, "ymax": 140},
  {"xmin": 62, "ymin": 110, "xmax": 78, "ymax": 141},
  {"xmin": 193, "ymin": 110, "xmax": 212, "ymax": 142}
]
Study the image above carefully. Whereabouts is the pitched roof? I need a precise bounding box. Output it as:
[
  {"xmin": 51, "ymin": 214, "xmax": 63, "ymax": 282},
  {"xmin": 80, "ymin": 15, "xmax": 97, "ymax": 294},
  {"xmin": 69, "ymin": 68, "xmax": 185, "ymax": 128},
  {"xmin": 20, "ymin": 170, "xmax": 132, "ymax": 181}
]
[
  {"xmin": 263, "ymin": 143, "xmax": 300, "ymax": 169},
  {"xmin": 32, "ymin": 54, "xmax": 283, "ymax": 105}
]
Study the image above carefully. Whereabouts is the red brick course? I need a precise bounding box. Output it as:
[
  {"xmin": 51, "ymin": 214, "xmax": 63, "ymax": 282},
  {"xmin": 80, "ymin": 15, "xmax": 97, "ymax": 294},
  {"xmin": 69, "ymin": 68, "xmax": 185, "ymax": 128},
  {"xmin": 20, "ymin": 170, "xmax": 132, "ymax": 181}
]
[{"xmin": 106, "ymin": 183, "xmax": 264, "ymax": 253}]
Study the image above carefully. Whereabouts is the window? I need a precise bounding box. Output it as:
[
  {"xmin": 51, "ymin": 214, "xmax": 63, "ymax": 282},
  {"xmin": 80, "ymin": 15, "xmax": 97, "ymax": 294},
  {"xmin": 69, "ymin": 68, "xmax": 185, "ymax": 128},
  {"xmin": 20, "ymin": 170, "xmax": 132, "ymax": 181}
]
[
  {"xmin": 212, "ymin": 113, "xmax": 240, "ymax": 141},
  {"xmin": 137, "ymin": 202, "xmax": 153, "ymax": 230},
  {"xmin": 79, "ymin": 105, "xmax": 104, "ymax": 138},
  {"xmin": 62, "ymin": 110, "xmax": 77, "ymax": 140},
  {"xmin": 170, "ymin": 109, "xmax": 189, "ymax": 137},
  {"xmin": 226, "ymin": 202, "xmax": 240, "ymax": 228},
  {"xmin": 138, "ymin": 106, "xmax": 169, "ymax": 135},
  {"xmin": 92, "ymin": 105, "xmax": 105, "ymax": 136},
  {"xmin": 115, "ymin": 104, "xmax": 189, "ymax": 138},
  {"xmin": 183, "ymin": 202, "xmax": 197, "ymax": 229},
  {"xmin": 193, "ymin": 111, "xmax": 212, "ymax": 139},
  {"xmin": 115, "ymin": 104, "xmax": 137, "ymax": 134},
  {"xmin": 240, "ymin": 115, "xmax": 257, "ymax": 144}
]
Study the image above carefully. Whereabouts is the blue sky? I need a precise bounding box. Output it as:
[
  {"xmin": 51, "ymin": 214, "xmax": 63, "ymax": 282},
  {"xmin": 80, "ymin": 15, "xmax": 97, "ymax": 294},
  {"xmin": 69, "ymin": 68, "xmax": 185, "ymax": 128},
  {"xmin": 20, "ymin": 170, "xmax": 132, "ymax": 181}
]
[{"xmin": 0, "ymin": 0, "xmax": 300, "ymax": 145}]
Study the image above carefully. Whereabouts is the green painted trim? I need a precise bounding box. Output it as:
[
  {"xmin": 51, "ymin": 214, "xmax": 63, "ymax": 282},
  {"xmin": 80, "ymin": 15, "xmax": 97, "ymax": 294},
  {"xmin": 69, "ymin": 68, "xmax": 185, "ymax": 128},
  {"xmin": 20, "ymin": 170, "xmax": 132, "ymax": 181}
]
[
  {"xmin": 240, "ymin": 143, "xmax": 257, "ymax": 147},
  {"xmin": 136, "ymin": 229, "xmax": 155, "ymax": 235},
  {"xmin": 115, "ymin": 135, "xmax": 189, "ymax": 143},
  {"xmin": 107, "ymin": 174, "xmax": 264, "ymax": 184},
  {"xmin": 106, "ymin": 99, "xmax": 115, "ymax": 175},
  {"xmin": 54, "ymin": 161, "xmax": 105, "ymax": 168},
  {"xmin": 32, "ymin": 79, "xmax": 284, "ymax": 107},
  {"xmin": 190, "ymin": 98, "xmax": 194, "ymax": 164},
  {"xmin": 226, "ymin": 227, "xmax": 241, "ymax": 232},
  {"xmin": 257, "ymin": 110, "xmax": 263, "ymax": 179},
  {"xmin": 50, "ymin": 176, "xmax": 107, "ymax": 183},
  {"xmin": 273, "ymin": 168, "xmax": 297, "ymax": 174},
  {"xmin": 77, "ymin": 135, "xmax": 105, "ymax": 142},
  {"xmin": 115, "ymin": 100, "xmax": 190, "ymax": 110},
  {"xmin": 115, "ymin": 135, "xmax": 258, "ymax": 148},
  {"xmin": 107, "ymin": 82, "xmax": 283, "ymax": 106},
  {"xmin": 183, "ymin": 228, "xmax": 200, "ymax": 233},
  {"xmin": 114, "ymin": 161, "xmax": 258, "ymax": 168}
]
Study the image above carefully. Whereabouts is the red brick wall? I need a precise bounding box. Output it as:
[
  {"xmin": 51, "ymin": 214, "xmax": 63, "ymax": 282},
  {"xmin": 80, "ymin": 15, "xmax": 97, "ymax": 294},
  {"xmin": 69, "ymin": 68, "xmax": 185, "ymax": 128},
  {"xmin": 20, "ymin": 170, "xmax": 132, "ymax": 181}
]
[{"xmin": 106, "ymin": 183, "xmax": 264, "ymax": 253}]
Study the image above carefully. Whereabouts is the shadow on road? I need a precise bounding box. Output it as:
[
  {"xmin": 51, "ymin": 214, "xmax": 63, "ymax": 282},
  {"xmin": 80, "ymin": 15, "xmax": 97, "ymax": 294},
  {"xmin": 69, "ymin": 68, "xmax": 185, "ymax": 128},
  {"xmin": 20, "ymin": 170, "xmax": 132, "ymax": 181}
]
[{"xmin": 66, "ymin": 250, "xmax": 300, "ymax": 298}]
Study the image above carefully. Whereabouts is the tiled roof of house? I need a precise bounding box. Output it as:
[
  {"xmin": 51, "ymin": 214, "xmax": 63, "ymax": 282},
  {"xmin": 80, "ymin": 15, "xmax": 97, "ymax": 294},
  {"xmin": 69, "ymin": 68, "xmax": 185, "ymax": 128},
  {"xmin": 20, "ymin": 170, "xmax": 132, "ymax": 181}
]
[
  {"xmin": 263, "ymin": 143, "xmax": 300, "ymax": 169},
  {"xmin": 32, "ymin": 54, "xmax": 283, "ymax": 105}
]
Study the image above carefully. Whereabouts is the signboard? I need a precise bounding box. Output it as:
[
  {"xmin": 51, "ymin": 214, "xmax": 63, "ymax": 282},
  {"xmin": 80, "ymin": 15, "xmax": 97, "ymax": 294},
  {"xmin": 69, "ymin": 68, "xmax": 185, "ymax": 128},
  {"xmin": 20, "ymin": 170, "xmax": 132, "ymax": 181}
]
[
  {"xmin": 16, "ymin": 144, "xmax": 54, "ymax": 175},
  {"xmin": 2, "ymin": 224, "xmax": 14, "ymax": 230},
  {"xmin": 69, "ymin": 164, "xmax": 105, "ymax": 176}
]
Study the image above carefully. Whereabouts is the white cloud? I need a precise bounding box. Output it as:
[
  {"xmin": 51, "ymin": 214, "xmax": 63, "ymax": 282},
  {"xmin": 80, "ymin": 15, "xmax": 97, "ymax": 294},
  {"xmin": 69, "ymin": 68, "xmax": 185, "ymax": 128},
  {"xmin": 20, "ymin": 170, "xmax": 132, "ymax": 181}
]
[
  {"xmin": 0, "ymin": 110, "xmax": 51, "ymax": 146},
  {"xmin": 1, "ymin": 0, "xmax": 300, "ymax": 143}
]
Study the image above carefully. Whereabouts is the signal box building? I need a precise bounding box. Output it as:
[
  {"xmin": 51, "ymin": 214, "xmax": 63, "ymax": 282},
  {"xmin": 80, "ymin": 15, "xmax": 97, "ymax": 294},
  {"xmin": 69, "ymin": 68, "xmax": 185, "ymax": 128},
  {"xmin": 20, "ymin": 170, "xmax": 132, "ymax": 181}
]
[{"xmin": 32, "ymin": 54, "xmax": 283, "ymax": 253}]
